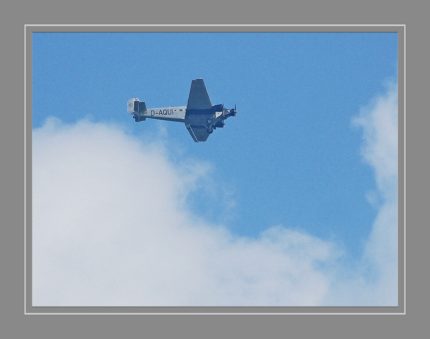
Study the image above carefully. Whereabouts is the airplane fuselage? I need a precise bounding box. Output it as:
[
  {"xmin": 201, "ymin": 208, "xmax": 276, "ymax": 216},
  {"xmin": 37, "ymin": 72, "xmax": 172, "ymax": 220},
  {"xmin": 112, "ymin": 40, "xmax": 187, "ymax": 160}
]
[
  {"xmin": 131, "ymin": 102, "xmax": 230, "ymax": 129},
  {"xmin": 145, "ymin": 106, "xmax": 186, "ymax": 122}
]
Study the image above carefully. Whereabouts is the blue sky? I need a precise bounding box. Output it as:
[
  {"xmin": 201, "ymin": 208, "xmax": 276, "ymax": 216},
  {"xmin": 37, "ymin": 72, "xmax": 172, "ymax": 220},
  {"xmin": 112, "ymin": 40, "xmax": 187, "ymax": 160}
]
[
  {"xmin": 33, "ymin": 32, "xmax": 397, "ymax": 257},
  {"xmin": 32, "ymin": 32, "xmax": 398, "ymax": 305}
]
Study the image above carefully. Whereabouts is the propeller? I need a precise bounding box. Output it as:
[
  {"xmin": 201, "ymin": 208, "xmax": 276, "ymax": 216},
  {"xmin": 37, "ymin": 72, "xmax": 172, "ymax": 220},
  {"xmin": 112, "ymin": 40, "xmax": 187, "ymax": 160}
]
[{"xmin": 230, "ymin": 104, "xmax": 237, "ymax": 116}]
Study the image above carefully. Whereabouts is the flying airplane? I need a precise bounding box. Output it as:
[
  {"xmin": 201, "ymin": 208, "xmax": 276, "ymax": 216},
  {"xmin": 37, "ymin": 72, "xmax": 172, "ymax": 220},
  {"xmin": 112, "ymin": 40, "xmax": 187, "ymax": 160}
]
[{"xmin": 127, "ymin": 79, "xmax": 237, "ymax": 142}]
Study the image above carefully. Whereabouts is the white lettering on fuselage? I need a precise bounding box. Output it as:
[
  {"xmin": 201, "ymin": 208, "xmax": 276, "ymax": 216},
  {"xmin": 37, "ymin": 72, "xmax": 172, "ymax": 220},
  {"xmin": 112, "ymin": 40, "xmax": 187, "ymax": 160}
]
[
  {"xmin": 145, "ymin": 106, "xmax": 186, "ymax": 120},
  {"xmin": 151, "ymin": 108, "xmax": 175, "ymax": 116}
]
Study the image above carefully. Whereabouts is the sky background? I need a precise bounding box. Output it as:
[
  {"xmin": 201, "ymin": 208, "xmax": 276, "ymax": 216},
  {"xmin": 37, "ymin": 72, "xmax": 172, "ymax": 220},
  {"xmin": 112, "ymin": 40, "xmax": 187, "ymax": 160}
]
[{"xmin": 32, "ymin": 32, "xmax": 398, "ymax": 306}]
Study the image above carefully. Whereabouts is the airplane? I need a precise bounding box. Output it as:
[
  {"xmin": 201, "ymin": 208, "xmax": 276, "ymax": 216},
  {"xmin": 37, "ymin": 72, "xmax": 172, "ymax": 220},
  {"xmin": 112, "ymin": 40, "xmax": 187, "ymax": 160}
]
[{"xmin": 127, "ymin": 79, "xmax": 237, "ymax": 142}]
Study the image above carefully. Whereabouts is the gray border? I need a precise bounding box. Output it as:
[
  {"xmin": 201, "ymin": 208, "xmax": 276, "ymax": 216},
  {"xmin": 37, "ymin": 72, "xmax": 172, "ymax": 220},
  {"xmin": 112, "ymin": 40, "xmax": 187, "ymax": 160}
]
[
  {"xmin": 4, "ymin": 0, "xmax": 430, "ymax": 338},
  {"xmin": 25, "ymin": 25, "xmax": 405, "ymax": 315}
]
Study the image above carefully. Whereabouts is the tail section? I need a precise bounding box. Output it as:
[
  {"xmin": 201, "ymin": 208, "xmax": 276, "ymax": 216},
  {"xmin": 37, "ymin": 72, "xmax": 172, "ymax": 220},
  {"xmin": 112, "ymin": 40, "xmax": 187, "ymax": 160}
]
[
  {"xmin": 128, "ymin": 98, "xmax": 186, "ymax": 123},
  {"xmin": 127, "ymin": 98, "xmax": 147, "ymax": 122}
]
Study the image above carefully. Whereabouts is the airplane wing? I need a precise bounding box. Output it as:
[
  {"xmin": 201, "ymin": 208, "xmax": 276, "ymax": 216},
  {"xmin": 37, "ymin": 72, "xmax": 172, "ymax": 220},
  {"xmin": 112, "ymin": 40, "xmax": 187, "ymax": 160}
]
[
  {"xmin": 186, "ymin": 124, "xmax": 211, "ymax": 142},
  {"xmin": 187, "ymin": 79, "xmax": 212, "ymax": 109}
]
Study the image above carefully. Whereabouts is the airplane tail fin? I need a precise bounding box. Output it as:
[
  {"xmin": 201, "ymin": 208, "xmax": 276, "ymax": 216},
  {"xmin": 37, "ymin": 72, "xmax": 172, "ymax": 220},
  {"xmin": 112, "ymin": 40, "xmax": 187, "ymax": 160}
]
[{"xmin": 127, "ymin": 98, "xmax": 147, "ymax": 122}]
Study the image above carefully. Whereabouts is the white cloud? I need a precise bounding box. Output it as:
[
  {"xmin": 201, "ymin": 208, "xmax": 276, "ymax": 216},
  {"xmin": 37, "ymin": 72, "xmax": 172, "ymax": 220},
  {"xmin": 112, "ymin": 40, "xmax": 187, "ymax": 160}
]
[
  {"xmin": 33, "ymin": 118, "xmax": 337, "ymax": 306},
  {"xmin": 354, "ymin": 82, "xmax": 398, "ymax": 203},
  {"xmin": 355, "ymin": 83, "xmax": 398, "ymax": 305},
  {"xmin": 323, "ymin": 83, "xmax": 398, "ymax": 306},
  {"xmin": 32, "ymin": 83, "xmax": 398, "ymax": 306}
]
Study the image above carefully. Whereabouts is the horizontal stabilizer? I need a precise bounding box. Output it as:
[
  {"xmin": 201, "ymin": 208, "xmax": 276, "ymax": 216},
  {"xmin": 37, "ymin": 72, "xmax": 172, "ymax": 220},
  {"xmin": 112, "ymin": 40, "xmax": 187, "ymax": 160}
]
[{"xmin": 127, "ymin": 98, "xmax": 147, "ymax": 114}]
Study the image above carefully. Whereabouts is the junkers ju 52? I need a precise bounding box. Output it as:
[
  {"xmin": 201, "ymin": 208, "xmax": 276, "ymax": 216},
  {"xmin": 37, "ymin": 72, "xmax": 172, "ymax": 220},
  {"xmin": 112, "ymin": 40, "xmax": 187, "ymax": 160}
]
[{"xmin": 127, "ymin": 79, "xmax": 237, "ymax": 142}]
